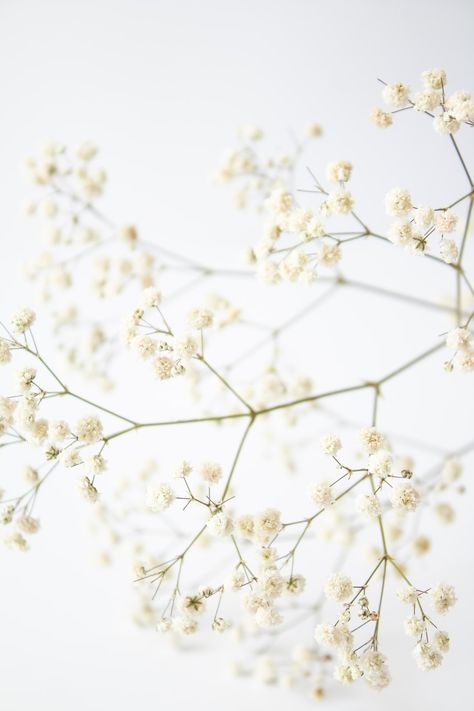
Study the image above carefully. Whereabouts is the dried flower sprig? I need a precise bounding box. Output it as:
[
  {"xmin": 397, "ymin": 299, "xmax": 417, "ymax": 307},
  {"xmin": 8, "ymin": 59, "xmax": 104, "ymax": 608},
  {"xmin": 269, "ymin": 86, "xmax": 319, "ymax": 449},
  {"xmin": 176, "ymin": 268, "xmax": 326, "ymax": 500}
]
[{"xmin": 1, "ymin": 67, "xmax": 473, "ymax": 701}]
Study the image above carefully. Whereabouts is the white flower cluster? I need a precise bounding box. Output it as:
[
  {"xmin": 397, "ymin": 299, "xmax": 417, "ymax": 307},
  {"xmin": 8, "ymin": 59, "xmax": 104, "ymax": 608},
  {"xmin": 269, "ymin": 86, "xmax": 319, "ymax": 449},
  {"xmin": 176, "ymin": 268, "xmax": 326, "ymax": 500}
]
[
  {"xmin": 385, "ymin": 188, "xmax": 460, "ymax": 262},
  {"xmin": 371, "ymin": 68, "xmax": 474, "ymax": 134},
  {"xmin": 444, "ymin": 327, "xmax": 474, "ymax": 373},
  {"xmin": 398, "ymin": 582, "xmax": 456, "ymax": 671}
]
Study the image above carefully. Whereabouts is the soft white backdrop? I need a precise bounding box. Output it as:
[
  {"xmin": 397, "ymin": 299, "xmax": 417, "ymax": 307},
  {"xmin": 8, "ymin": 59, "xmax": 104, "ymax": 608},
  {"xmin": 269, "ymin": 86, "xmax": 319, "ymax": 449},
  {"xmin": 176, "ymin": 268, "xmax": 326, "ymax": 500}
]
[{"xmin": 0, "ymin": 1, "xmax": 473, "ymax": 709}]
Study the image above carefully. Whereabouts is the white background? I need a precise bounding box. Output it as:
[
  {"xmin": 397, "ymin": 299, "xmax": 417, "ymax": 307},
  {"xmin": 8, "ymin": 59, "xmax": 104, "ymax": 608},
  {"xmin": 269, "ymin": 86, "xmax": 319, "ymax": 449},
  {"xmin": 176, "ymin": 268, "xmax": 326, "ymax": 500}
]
[{"xmin": 0, "ymin": 1, "xmax": 473, "ymax": 709}]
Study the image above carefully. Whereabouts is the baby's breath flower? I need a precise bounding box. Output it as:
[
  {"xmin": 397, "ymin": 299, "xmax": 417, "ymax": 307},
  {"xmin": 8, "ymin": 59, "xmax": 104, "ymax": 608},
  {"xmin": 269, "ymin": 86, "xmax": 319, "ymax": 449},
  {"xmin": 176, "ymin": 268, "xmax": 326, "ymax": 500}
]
[
  {"xmin": 456, "ymin": 348, "xmax": 474, "ymax": 371},
  {"xmin": 4, "ymin": 530, "xmax": 29, "ymax": 551},
  {"xmin": 186, "ymin": 308, "xmax": 213, "ymax": 329},
  {"xmin": 268, "ymin": 188, "xmax": 292, "ymax": 214},
  {"xmin": 310, "ymin": 481, "xmax": 334, "ymax": 508},
  {"xmin": 180, "ymin": 594, "xmax": 206, "ymax": 616},
  {"xmin": 174, "ymin": 332, "xmax": 199, "ymax": 359},
  {"xmin": 413, "ymin": 642, "xmax": 443, "ymax": 671},
  {"xmin": 49, "ymin": 420, "xmax": 70, "ymax": 442},
  {"xmin": 385, "ymin": 188, "xmax": 412, "ymax": 216},
  {"xmin": 199, "ymin": 461, "xmax": 222, "ymax": 484},
  {"xmin": 324, "ymin": 573, "xmax": 353, "ymax": 602},
  {"xmin": 1, "ymin": 505, "xmax": 15, "ymax": 525},
  {"xmin": 413, "ymin": 90, "xmax": 440, "ymax": 112},
  {"xmin": 226, "ymin": 570, "xmax": 245, "ymax": 591},
  {"xmin": 434, "ymin": 210, "xmax": 458, "ymax": 234},
  {"xmin": 404, "ymin": 616, "xmax": 425, "ymax": 637},
  {"xmin": 388, "ymin": 221, "xmax": 413, "ymax": 246},
  {"xmin": 368, "ymin": 450, "xmax": 392, "ymax": 478},
  {"xmin": 441, "ymin": 458, "xmax": 462, "ymax": 484},
  {"xmin": 382, "ymin": 82, "xmax": 410, "ymax": 108},
  {"xmin": 397, "ymin": 586, "xmax": 419, "ymax": 605},
  {"xmin": 434, "ymin": 502, "xmax": 455, "ymax": 524},
  {"xmin": 358, "ymin": 649, "xmax": 391, "ymax": 689},
  {"xmin": 440, "ymin": 239, "xmax": 458, "ymax": 264},
  {"xmin": 173, "ymin": 616, "xmax": 198, "ymax": 635},
  {"xmin": 286, "ymin": 574, "xmax": 306, "ymax": 595},
  {"xmin": 319, "ymin": 433, "xmax": 341, "ymax": 455},
  {"xmin": 76, "ymin": 475, "xmax": 99, "ymax": 503},
  {"xmin": 132, "ymin": 335, "xmax": 157, "ymax": 360},
  {"xmin": 422, "ymin": 69, "xmax": 447, "ymax": 90},
  {"xmin": 255, "ymin": 606, "xmax": 283, "ymax": 628},
  {"xmin": 433, "ymin": 630, "xmax": 450, "ymax": 653},
  {"xmin": 212, "ymin": 617, "xmax": 231, "ymax": 633},
  {"xmin": 391, "ymin": 483, "xmax": 421, "ymax": 512},
  {"xmin": 0, "ymin": 339, "xmax": 11, "ymax": 365},
  {"xmin": 326, "ymin": 160, "xmax": 353, "ymax": 183},
  {"xmin": 429, "ymin": 583, "xmax": 456, "ymax": 614},
  {"xmin": 173, "ymin": 459, "xmax": 192, "ymax": 478},
  {"xmin": 75, "ymin": 141, "xmax": 98, "ymax": 161},
  {"xmin": 84, "ymin": 454, "xmax": 107, "ymax": 476},
  {"xmin": 119, "ymin": 224, "xmax": 138, "ymax": 247},
  {"xmin": 152, "ymin": 356, "xmax": 174, "ymax": 380},
  {"xmin": 327, "ymin": 190, "xmax": 354, "ymax": 215},
  {"xmin": 314, "ymin": 623, "xmax": 353, "ymax": 650},
  {"xmin": 254, "ymin": 508, "xmax": 282, "ymax": 544},
  {"xmin": 412, "ymin": 535, "xmax": 431, "ymax": 556},
  {"xmin": 16, "ymin": 514, "xmax": 40, "ymax": 535},
  {"xmin": 356, "ymin": 493, "xmax": 381, "ymax": 520},
  {"xmin": 446, "ymin": 326, "xmax": 471, "ymax": 351},
  {"xmin": 61, "ymin": 449, "xmax": 82, "ymax": 468},
  {"xmin": 11, "ymin": 307, "xmax": 36, "ymax": 333},
  {"xmin": 370, "ymin": 107, "xmax": 393, "ymax": 128},
  {"xmin": 258, "ymin": 568, "xmax": 285, "ymax": 599},
  {"xmin": 433, "ymin": 112, "xmax": 460, "ymax": 135},
  {"xmin": 156, "ymin": 617, "xmax": 172, "ymax": 633},
  {"xmin": 235, "ymin": 514, "xmax": 255, "ymax": 540},
  {"xmin": 207, "ymin": 511, "xmax": 234, "ymax": 537},
  {"xmin": 22, "ymin": 464, "xmax": 39, "ymax": 484},
  {"xmin": 75, "ymin": 415, "xmax": 103, "ymax": 443},
  {"xmin": 414, "ymin": 206, "xmax": 434, "ymax": 227},
  {"xmin": 16, "ymin": 366, "xmax": 36, "ymax": 392},
  {"xmin": 304, "ymin": 122, "xmax": 322, "ymax": 137},
  {"xmin": 359, "ymin": 426, "xmax": 384, "ymax": 454},
  {"xmin": 257, "ymin": 260, "xmax": 281, "ymax": 285},
  {"xmin": 145, "ymin": 482, "xmax": 175, "ymax": 512},
  {"xmin": 141, "ymin": 286, "xmax": 162, "ymax": 308}
]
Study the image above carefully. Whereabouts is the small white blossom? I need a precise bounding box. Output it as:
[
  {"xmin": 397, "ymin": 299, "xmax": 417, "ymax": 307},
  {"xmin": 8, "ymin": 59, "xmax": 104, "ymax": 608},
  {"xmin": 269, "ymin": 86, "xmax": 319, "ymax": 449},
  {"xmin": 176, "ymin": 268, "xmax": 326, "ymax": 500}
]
[
  {"xmin": 422, "ymin": 69, "xmax": 447, "ymax": 90},
  {"xmin": 413, "ymin": 642, "xmax": 443, "ymax": 671},
  {"xmin": 404, "ymin": 616, "xmax": 425, "ymax": 637},
  {"xmin": 433, "ymin": 112, "xmax": 460, "ymax": 135},
  {"xmin": 76, "ymin": 476, "xmax": 99, "ymax": 503},
  {"xmin": 429, "ymin": 583, "xmax": 456, "ymax": 615},
  {"xmin": 391, "ymin": 483, "xmax": 421, "ymax": 512},
  {"xmin": 385, "ymin": 188, "xmax": 412, "ymax": 216},
  {"xmin": 207, "ymin": 511, "xmax": 234, "ymax": 537},
  {"xmin": 11, "ymin": 307, "xmax": 36, "ymax": 333},
  {"xmin": 324, "ymin": 573, "xmax": 353, "ymax": 602},
  {"xmin": 319, "ymin": 433, "xmax": 341, "ymax": 455},
  {"xmin": 368, "ymin": 450, "xmax": 392, "ymax": 478},
  {"xmin": 255, "ymin": 606, "xmax": 283, "ymax": 628},
  {"xmin": 382, "ymin": 82, "xmax": 410, "ymax": 108},
  {"xmin": 199, "ymin": 461, "xmax": 222, "ymax": 484},
  {"xmin": 356, "ymin": 494, "xmax": 381, "ymax": 520},
  {"xmin": 253, "ymin": 508, "xmax": 282, "ymax": 544},
  {"xmin": 145, "ymin": 482, "xmax": 175, "ymax": 512},
  {"xmin": 359, "ymin": 427, "xmax": 384, "ymax": 454},
  {"xmin": 440, "ymin": 239, "xmax": 458, "ymax": 264},
  {"xmin": 370, "ymin": 107, "xmax": 393, "ymax": 128},
  {"xmin": 310, "ymin": 481, "xmax": 334, "ymax": 509},
  {"xmin": 187, "ymin": 308, "xmax": 213, "ymax": 329},
  {"xmin": 434, "ymin": 210, "xmax": 458, "ymax": 234},
  {"xmin": 75, "ymin": 415, "xmax": 103, "ymax": 443}
]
